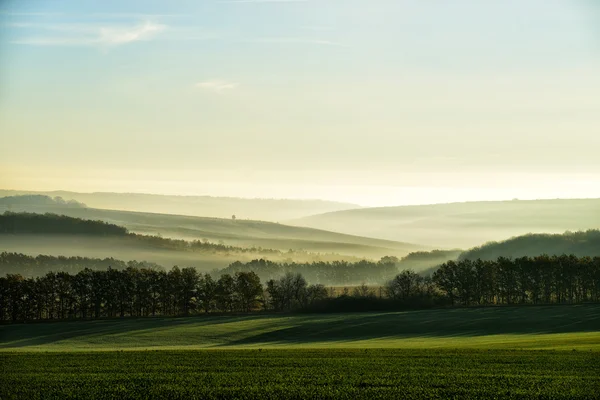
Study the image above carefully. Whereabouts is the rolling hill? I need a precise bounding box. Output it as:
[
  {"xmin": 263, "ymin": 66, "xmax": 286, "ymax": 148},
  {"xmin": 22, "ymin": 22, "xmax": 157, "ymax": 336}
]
[
  {"xmin": 0, "ymin": 190, "xmax": 359, "ymax": 221},
  {"xmin": 2, "ymin": 305, "xmax": 599, "ymax": 350},
  {"xmin": 459, "ymin": 229, "xmax": 600, "ymax": 261},
  {"xmin": 0, "ymin": 203, "xmax": 423, "ymax": 262},
  {"xmin": 292, "ymin": 198, "xmax": 600, "ymax": 248}
]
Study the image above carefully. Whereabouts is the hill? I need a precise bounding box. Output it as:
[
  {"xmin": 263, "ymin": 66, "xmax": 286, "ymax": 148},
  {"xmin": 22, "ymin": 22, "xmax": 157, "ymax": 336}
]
[
  {"xmin": 0, "ymin": 190, "xmax": 359, "ymax": 221},
  {"xmin": 0, "ymin": 204, "xmax": 421, "ymax": 258},
  {"xmin": 0, "ymin": 212, "xmax": 126, "ymax": 236},
  {"xmin": 1, "ymin": 305, "xmax": 598, "ymax": 350},
  {"xmin": 459, "ymin": 229, "xmax": 600, "ymax": 261},
  {"xmin": 0, "ymin": 213, "xmax": 287, "ymax": 272},
  {"xmin": 0, "ymin": 194, "xmax": 85, "ymax": 208},
  {"xmin": 292, "ymin": 198, "xmax": 600, "ymax": 248},
  {"xmin": 0, "ymin": 212, "xmax": 421, "ymax": 272}
]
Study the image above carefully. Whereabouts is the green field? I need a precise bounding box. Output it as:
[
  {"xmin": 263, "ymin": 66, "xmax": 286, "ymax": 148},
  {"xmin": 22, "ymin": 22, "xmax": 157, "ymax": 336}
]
[
  {"xmin": 2, "ymin": 349, "xmax": 598, "ymax": 399},
  {"xmin": 2, "ymin": 305, "xmax": 599, "ymax": 351},
  {"xmin": 2, "ymin": 305, "xmax": 599, "ymax": 399}
]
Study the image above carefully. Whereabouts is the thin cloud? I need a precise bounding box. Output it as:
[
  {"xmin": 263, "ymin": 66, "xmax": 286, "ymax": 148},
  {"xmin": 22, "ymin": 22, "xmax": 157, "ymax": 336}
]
[
  {"xmin": 301, "ymin": 26, "xmax": 334, "ymax": 31},
  {"xmin": 195, "ymin": 80, "xmax": 239, "ymax": 93},
  {"xmin": 0, "ymin": 11, "xmax": 64, "ymax": 17},
  {"xmin": 10, "ymin": 20, "xmax": 166, "ymax": 46},
  {"xmin": 245, "ymin": 37, "xmax": 347, "ymax": 47},
  {"xmin": 218, "ymin": 0, "xmax": 307, "ymax": 3},
  {"xmin": 99, "ymin": 21, "xmax": 165, "ymax": 45},
  {"xmin": 88, "ymin": 13, "xmax": 184, "ymax": 19}
]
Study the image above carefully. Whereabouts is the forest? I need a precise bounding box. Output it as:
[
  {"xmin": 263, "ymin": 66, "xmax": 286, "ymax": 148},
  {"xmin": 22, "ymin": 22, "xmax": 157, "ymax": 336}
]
[
  {"xmin": 0, "ymin": 252, "xmax": 392, "ymax": 282},
  {"xmin": 0, "ymin": 212, "xmax": 126, "ymax": 235},
  {"xmin": 2, "ymin": 254, "xmax": 599, "ymax": 322},
  {"xmin": 220, "ymin": 257, "xmax": 399, "ymax": 285}
]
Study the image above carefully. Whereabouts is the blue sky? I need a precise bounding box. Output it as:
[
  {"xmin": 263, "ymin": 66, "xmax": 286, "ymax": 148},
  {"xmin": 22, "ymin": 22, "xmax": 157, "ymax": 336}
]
[{"xmin": 1, "ymin": 0, "xmax": 599, "ymax": 205}]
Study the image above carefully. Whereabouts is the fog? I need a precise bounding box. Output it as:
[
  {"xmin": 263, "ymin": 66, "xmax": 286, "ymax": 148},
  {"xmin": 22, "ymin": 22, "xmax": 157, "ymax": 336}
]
[{"xmin": 293, "ymin": 199, "xmax": 600, "ymax": 249}]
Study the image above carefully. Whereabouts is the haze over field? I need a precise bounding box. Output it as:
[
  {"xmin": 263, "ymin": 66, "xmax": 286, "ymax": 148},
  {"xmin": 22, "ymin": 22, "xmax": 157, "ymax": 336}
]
[
  {"xmin": 293, "ymin": 198, "xmax": 600, "ymax": 248},
  {"xmin": 0, "ymin": 190, "xmax": 359, "ymax": 221}
]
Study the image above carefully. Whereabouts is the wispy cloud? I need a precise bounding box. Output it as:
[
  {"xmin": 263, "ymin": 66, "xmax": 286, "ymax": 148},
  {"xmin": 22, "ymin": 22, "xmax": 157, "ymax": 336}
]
[
  {"xmin": 301, "ymin": 26, "xmax": 334, "ymax": 31},
  {"xmin": 99, "ymin": 21, "xmax": 165, "ymax": 45},
  {"xmin": 218, "ymin": 0, "xmax": 307, "ymax": 3},
  {"xmin": 10, "ymin": 20, "xmax": 166, "ymax": 47},
  {"xmin": 195, "ymin": 80, "xmax": 239, "ymax": 93},
  {"xmin": 245, "ymin": 37, "xmax": 347, "ymax": 47},
  {"xmin": 0, "ymin": 11, "xmax": 64, "ymax": 17}
]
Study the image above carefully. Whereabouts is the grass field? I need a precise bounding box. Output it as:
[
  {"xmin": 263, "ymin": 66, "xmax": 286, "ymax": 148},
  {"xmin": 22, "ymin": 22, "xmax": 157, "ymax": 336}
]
[
  {"xmin": 2, "ymin": 349, "xmax": 599, "ymax": 399},
  {"xmin": 2, "ymin": 305, "xmax": 599, "ymax": 399},
  {"xmin": 2, "ymin": 304, "xmax": 599, "ymax": 351}
]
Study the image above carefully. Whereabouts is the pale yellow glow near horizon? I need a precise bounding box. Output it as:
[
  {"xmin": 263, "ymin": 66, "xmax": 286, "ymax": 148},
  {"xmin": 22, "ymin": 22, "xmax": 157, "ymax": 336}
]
[{"xmin": 3, "ymin": 165, "xmax": 600, "ymax": 207}]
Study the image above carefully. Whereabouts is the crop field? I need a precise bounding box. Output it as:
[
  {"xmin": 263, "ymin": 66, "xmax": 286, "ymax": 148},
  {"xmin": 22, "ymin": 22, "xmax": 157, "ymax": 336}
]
[
  {"xmin": 2, "ymin": 349, "xmax": 599, "ymax": 399},
  {"xmin": 2, "ymin": 304, "xmax": 599, "ymax": 351},
  {"xmin": 2, "ymin": 305, "xmax": 599, "ymax": 399}
]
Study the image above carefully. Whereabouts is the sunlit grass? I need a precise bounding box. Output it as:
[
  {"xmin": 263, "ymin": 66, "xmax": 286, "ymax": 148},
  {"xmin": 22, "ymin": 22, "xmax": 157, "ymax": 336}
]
[{"xmin": 2, "ymin": 304, "xmax": 599, "ymax": 352}]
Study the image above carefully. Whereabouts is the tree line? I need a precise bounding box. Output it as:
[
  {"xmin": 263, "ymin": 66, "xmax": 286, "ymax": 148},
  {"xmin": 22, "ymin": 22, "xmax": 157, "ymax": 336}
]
[
  {"xmin": 222, "ymin": 257, "xmax": 399, "ymax": 285},
  {"xmin": 432, "ymin": 254, "xmax": 600, "ymax": 306},
  {"xmin": 2, "ymin": 254, "xmax": 599, "ymax": 322},
  {"xmin": 0, "ymin": 252, "xmax": 162, "ymax": 276},
  {"xmin": 0, "ymin": 266, "xmax": 328, "ymax": 322},
  {"xmin": 0, "ymin": 195, "xmax": 86, "ymax": 209},
  {"xmin": 0, "ymin": 253, "xmax": 397, "ymax": 284}
]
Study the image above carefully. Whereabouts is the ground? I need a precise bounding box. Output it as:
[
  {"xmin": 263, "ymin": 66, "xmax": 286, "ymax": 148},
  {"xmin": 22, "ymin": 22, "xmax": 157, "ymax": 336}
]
[
  {"xmin": 2, "ymin": 349, "xmax": 599, "ymax": 399},
  {"xmin": 2, "ymin": 304, "xmax": 599, "ymax": 351},
  {"xmin": 2, "ymin": 305, "xmax": 599, "ymax": 399}
]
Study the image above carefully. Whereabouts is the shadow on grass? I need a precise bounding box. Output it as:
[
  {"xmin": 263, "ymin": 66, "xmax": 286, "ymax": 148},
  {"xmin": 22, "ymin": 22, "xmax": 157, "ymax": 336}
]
[{"xmin": 1, "ymin": 304, "xmax": 599, "ymax": 349}]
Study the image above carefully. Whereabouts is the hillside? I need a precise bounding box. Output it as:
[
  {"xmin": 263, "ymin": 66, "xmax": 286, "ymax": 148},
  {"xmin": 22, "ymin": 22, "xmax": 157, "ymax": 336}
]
[
  {"xmin": 0, "ymin": 213, "xmax": 287, "ymax": 272},
  {"xmin": 0, "ymin": 203, "xmax": 421, "ymax": 258},
  {"xmin": 0, "ymin": 190, "xmax": 359, "ymax": 221},
  {"xmin": 1, "ymin": 305, "xmax": 598, "ymax": 350},
  {"xmin": 292, "ymin": 198, "xmax": 600, "ymax": 248},
  {"xmin": 0, "ymin": 195, "xmax": 86, "ymax": 208},
  {"xmin": 459, "ymin": 229, "xmax": 600, "ymax": 261}
]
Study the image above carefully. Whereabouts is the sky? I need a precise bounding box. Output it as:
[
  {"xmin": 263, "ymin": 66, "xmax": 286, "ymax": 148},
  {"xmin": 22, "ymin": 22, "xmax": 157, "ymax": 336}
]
[{"xmin": 1, "ymin": 0, "xmax": 599, "ymax": 207}]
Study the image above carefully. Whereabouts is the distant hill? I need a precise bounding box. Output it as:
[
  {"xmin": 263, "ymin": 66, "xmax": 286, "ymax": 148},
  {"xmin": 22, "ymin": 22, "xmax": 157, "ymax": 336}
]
[
  {"xmin": 459, "ymin": 229, "xmax": 600, "ymax": 261},
  {"xmin": 0, "ymin": 205, "xmax": 422, "ymax": 262},
  {"xmin": 398, "ymin": 249, "xmax": 463, "ymax": 272},
  {"xmin": 0, "ymin": 212, "xmax": 125, "ymax": 236},
  {"xmin": 292, "ymin": 198, "xmax": 600, "ymax": 248},
  {"xmin": 0, "ymin": 190, "xmax": 359, "ymax": 221},
  {"xmin": 0, "ymin": 195, "xmax": 86, "ymax": 208},
  {"xmin": 0, "ymin": 212, "xmax": 372, "ymax": 273},
  {"xmin": 411, "ymin": 229, "xmax": 600, "ymax": 276}
]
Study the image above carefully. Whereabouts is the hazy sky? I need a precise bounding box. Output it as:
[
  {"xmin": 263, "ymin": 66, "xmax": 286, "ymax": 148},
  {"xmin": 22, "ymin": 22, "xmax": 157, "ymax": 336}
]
[{"xmin": 1, "ymin": 0, "xmax": 599, "ymax": 206}]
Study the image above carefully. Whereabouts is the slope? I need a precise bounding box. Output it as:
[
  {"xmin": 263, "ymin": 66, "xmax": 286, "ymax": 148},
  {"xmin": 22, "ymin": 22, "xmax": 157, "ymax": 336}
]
[
  {"xmin": 292, "ymin": 198, "xmax": 600, "ymax": 248},
  {"xmin": 1, "ymin": 305, "xmax": 598, "ymax": 351},
  {"xmin": 0, "ymin": 190, "xmax": 359, "ymax": 221},
  {"xmin": 0, "ymin": 205, "xmax": 422, "ymax": 259}
]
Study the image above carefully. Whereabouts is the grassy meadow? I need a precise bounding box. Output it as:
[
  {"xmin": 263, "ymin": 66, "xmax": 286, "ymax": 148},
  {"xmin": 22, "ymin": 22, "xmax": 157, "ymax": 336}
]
[
  {"xmin": 2, "ymin": 302, "xmax": 599, "ymax": 399},
  {"xmin": 2, "ymin": 304, "xmax": 599, "ymax": 351},
  {"xmin": 2, "ymin": 349, "xmax": 598, "ymax": 399}
]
